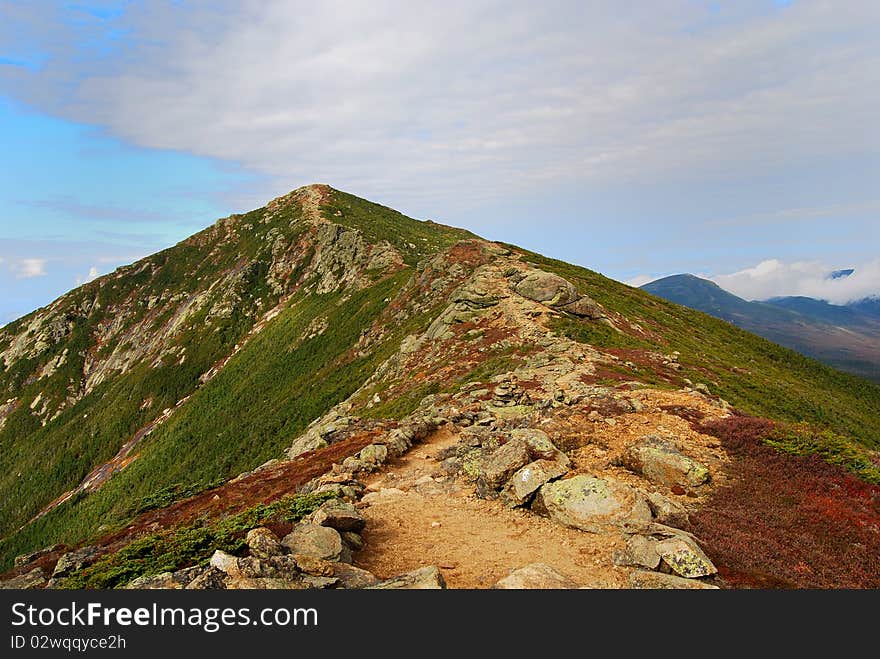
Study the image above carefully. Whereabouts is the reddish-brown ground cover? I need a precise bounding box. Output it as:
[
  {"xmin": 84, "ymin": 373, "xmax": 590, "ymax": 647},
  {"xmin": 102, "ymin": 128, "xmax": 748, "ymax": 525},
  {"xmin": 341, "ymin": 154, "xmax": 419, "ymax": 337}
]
[{"xmin": 688, "ymin": 416, "xmax": 880, "ymax": 588}]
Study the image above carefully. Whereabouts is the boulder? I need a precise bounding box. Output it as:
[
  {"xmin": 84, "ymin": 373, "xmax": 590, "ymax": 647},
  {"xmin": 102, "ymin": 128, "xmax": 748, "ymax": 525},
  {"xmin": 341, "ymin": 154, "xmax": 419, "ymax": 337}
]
[
  {"xmin": 493, "ymin": 564, "xmax": 578, "ymax": 589},
  {"xmin": 558, "ymin": 295, "xmax": 605, "ymax": 319},
  {"xmin": 287, "ymin": 434, "xmax": 328, "ymax": 459},
  {"xmin": 645, "ymin": 491, "xmax": 689, "ymax": 528},
  {"xmin": 510, "ymin": 428, "xmax": 570, "ymax": 467},
  {"xmin": 281, "ymin": 523, "xmax": 344, "ymax": 562},
  {"xmin": 311, "ymin": 499, "xmax": 366, "ymax": 532},
  {"xmin": 245, "ymin": 527, "xmax": 283, "ymax": 559},
  {"xmin": 533, "ymin": 475, "xmax": 652, "ymax": 533},
  {"xmin": 225, "ymin": 577, "xmax": 304, "ymax": 590},
  {"xmin": 628, "ymin": 570, "xmax": 719, "ymax": 590},
  {"xmin": 502, "ymin": 460, "xmax": 569, "ymax": 506},
  {"xmin": 359, "ymin": 444, "xmax": 389, "ymax": 467},
  {"xmin": 0, "ymin": 567, "xmax": 46, "ymax": 590},
  {"xmin": 621, "ymin": 436, "xmax": 710, "ymax": 489},
  {"xmin": 185, "ymin": 567, "xmax": 227, "ymax": 590},
  {"xmin": 52, "ymin": 546, "xmax": 99, "ymax": 579},
  {"xmin": 124, "ymin": 572, "xmax": 182, "ymax": 590},
  {"xmin": 369, "ymin": 566, "xmax": 447, "ymax": 590},
  {"xmin": 655, "ymin": 535, "xmax": 717, "ymax": 578},
  {"xmin": 341, "ymin": 531, "xmax": 364, "ymax": 551},
  {"xmin": 612, "ymin": 535, "xmax": 661, "ymax": 570},
  {"xmin": 331, "ymin": 563, "xmax": 380, "ymax": 588},
  {"xmin": 479, "ymin": 440, "xmax": 530, "ymax": 489},
  {"xmin": 514, "ymin": 270, "xmax": 579, "ymax": 307}
]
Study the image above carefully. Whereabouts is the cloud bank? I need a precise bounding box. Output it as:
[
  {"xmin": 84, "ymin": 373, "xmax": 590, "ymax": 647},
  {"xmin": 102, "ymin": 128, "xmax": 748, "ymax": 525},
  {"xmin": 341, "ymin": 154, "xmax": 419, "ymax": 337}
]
[
  {"xmin": 715, "ymin": 259, "xmax": 880, "ymax": 304},
  {"xmin": 1, "ymin": 0, "xmax": 878, "ymax": 212}
]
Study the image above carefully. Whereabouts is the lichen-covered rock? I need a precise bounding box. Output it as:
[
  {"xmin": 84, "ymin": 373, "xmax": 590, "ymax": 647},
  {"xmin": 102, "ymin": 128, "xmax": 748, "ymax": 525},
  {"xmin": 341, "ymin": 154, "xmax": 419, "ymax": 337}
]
[
  {"xmin": 287, "ymin": 434, "xmax": 328, "ymax": 459},
  {"xmin": 513, "ymin": 270, "xmax": 580, "ymax": 307},
  {"xmin": 628, "ymin": 570, "xmax": 719, "ymax": 589},
  {"xmin": 493, "ymin": 564, "xmax": 578, "ymax": 589},
  {"xmin": 533, "ymin": 475, "xmax": 652, "ymax": 533},
  {"xmin": 369, "ymin": 566, "xmax": 447, "ymax": 589},
  {"xmin": 124, "ymin": 572, "xmax": 183, "ymax": 590},
  {"xmin": 621, "ymin": 435, "xmax": 710, "ymax": 489},
  {"xmin": 185, "ymin": 567, "xmax": 228, "ymax": 590},
  {"xmin": 509, "ymin": 428, "xmax": 570, "ymax": 467},
  {"xmin": 311, "ymin": 499, "xmax": 366, "ymax": 532},
  {"xmin": 281, "ymin": 523, "xmax": 345, "ymax": 562},
  {"xmin": 359, "ymin": 444, "xmax": 389, "ymax": 467},
  {"xmin": 502, "ymin": 459, "xmax": 569, "ymax": 506},
  {"xmin": 0, "ymin": 567, "xmax": 46, "ymax": 590},
  {"xmin": 558, "ymin": 295, "xmax": 605, "ymax": 319},
  {"xmin": 245, "ymin": 527, "xmax": 283, "ymax": 559},
  {"xmin": 655, "ymin": 535, "xmax": 717, "ymax": 578},
  {"xmin": 479, "ymin": 440, "xmax": 531, "ymax": 489},
  {"xmin": 52, "ymin": 546, "xmax": 99, "ymax": 579}
]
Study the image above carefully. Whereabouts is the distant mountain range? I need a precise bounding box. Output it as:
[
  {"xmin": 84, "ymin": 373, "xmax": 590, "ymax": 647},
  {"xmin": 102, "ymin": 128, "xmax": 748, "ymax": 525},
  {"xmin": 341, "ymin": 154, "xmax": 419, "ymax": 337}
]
[{"xmin": 641, "ymin": 274, "xmax": 880, "ymax": 382}]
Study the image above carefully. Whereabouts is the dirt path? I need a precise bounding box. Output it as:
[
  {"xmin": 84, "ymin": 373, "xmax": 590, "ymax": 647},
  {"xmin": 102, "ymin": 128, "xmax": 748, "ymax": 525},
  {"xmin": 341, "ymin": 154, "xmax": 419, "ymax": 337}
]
[{"xmin": 354, "ymin": 426, "xmax": 628, "ymax": 588}]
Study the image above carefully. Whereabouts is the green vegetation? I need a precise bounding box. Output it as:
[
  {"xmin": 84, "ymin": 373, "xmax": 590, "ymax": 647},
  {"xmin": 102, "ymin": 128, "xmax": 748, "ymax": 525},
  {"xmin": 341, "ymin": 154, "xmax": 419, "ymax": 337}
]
[
  {"xmin": 322, "ymin": 189, "xmax": 474, "ymax": 265},
  {"xmin": 59, "ymin": 492, "xmax": 333, "ymax": 589},
  {"xmin": 764, "ymin": 424, "xmax": 880, "ymax": 485},
  {"xmin": 128, "ymin": 479, "xmax": 225, "ymax": 516}
]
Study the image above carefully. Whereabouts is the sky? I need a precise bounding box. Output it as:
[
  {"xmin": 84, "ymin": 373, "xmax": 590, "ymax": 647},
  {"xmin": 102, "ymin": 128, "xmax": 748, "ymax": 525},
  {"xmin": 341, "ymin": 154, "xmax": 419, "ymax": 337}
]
[{"xmin": 1, "ymin": 0, "xmax": 878, "ymax": 323}]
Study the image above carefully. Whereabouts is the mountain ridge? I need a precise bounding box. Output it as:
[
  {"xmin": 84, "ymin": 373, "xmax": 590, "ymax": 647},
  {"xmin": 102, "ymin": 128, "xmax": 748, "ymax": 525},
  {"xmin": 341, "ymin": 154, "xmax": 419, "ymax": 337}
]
[{"xmin": 2, "ymin": 185, "xmax": 879, "ymax": 589}]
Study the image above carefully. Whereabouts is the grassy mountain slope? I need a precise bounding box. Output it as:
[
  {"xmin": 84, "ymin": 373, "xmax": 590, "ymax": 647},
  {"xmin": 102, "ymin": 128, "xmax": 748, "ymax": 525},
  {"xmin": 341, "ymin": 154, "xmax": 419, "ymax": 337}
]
[{"xmin": 1, "ymin": 186, "xmax": 879, "ymax": 570}]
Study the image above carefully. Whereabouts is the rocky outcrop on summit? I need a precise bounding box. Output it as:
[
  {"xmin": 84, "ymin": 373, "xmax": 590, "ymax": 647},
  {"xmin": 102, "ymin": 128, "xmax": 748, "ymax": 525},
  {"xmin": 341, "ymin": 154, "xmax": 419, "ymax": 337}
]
[{"xmin": 509, "ymin": 268, "xmax": 607, "ymax": 320}]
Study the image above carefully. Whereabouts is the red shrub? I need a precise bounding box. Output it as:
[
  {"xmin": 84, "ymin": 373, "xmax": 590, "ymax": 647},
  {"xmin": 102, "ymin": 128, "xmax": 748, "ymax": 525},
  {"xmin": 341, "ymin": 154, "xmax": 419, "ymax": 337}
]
[{"xmin": 687, "ymin": 416, "xmax": 880, "ymax": 588}]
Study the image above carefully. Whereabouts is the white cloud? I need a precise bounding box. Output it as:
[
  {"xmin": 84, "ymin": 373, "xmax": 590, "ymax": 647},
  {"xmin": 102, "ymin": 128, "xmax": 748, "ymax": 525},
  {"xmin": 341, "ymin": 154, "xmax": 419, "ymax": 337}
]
[
  {"xmin": 2, "ymin": 1, "xmax": 878, "ymax": 211},
  {"xmin": 714, "ymin": 259, "xmax": 880, "ymax": 304},
  {"xmin": 74, "ymin": 266, "xmax": 100, "ymax": 286},
  {"xmin": 11, "ymin": 258, "xmax": 47, "ymax": 279}
]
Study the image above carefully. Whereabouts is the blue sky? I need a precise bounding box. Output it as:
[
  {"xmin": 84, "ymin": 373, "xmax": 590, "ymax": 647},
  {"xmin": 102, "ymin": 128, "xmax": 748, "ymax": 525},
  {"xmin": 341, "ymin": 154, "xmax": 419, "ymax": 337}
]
[{"xmin": 1, "ymin": 0, "xmax": 878, "ymax": 323}]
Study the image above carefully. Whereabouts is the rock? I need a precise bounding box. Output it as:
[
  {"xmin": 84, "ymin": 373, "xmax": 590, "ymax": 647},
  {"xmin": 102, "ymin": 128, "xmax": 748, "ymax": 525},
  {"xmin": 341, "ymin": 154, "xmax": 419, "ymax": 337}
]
[
  {"xmin": 621, "ymin": 436, "xmax": 710, "ymax": 489},
  {"xmin": 369, "ymin": 566, "xmax": 447, "ymax": 589},
  {"xmin": 558, "ymin": 295, "xmax": 605, "ymax": 319},
  {"xmin": 509, "ymin": 428, "xmax": 570, "ymax": 467},
  {"xmin": 341, "ymin": 531, "xmax": 364, "ymax": 551},
  {"xmin": 533, "ymin": 475, "xmax": 652, "ymax": 533},
  {"xmin": 312, "ymin": 499, "xmax": 366, "ymax": 532},
  {"xmin": 281, "ymin": 523, "xmax": 344, "ymax": 561},
  {"xmin": 479, "ymin": 439, "xmax": 531, "ymax": 489},
  {"xmin": 287, "ymin": 434, "xmax": 328, "ymax": 459},
  {"xmin": 0, "ymin": 567, "xmax": 46, "ymax": 590},
  {"xmin": 226, "ymin": 577, "xmax": 304, "ymax": 590},
  {"xmin": 502, "ymin": 459, "xmax": 569, "ymax": 506},
  {"xmin": 300, "ymin": 575, "xmax": 340, "ymax": 589},
  {"xmin": 493, "ymin": 564, "xmax": 578, "ymax": 589},
  {"xmin": 628, "ymin": 570, "xmax": 719, "ymax": 589},
  {"xmin": 694, "ymin": 383, "xmax": 711, "ymax": 396},
  {"xmin": 246, "ymin": 527, "xmax": 283, "ymax": 559},
  {"xmin": 15, "ymin": 544, "xmax": 63, "ymax": 568},
  {"xmin": 359, "ymin": 444, "xmax": 389, "ymax": 467},
  {"xmin": 52, "ymin": 546, "xmax": 99, "ymax": 579},
  {"xmin": 655, "ymin": 535, "xmax": 717, "ymax": 578},
  {"xmin": 125, "ymin": 572, "xmax": 182, "ymax": 590},
  {"xmin": 331, "ymin": 563, "xmax": 380, "ymax": 588},
  {"xmin": 514, "ymin": 270, "xmax": 579, "ymax": 307},
  {"xmin": 210, "ymin": 550, "xmax": 241, "ymax": 577},
  {"xmin": 645, "ymin": 491, "xmax": 689, "ymax": 527},
  {"xmin": 186, "ymin": 567, "xmax": 227, "ymax": 590},
  {"xmin": 612, "ymin": 535, "xmax": 661, "ymax": 570}
]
